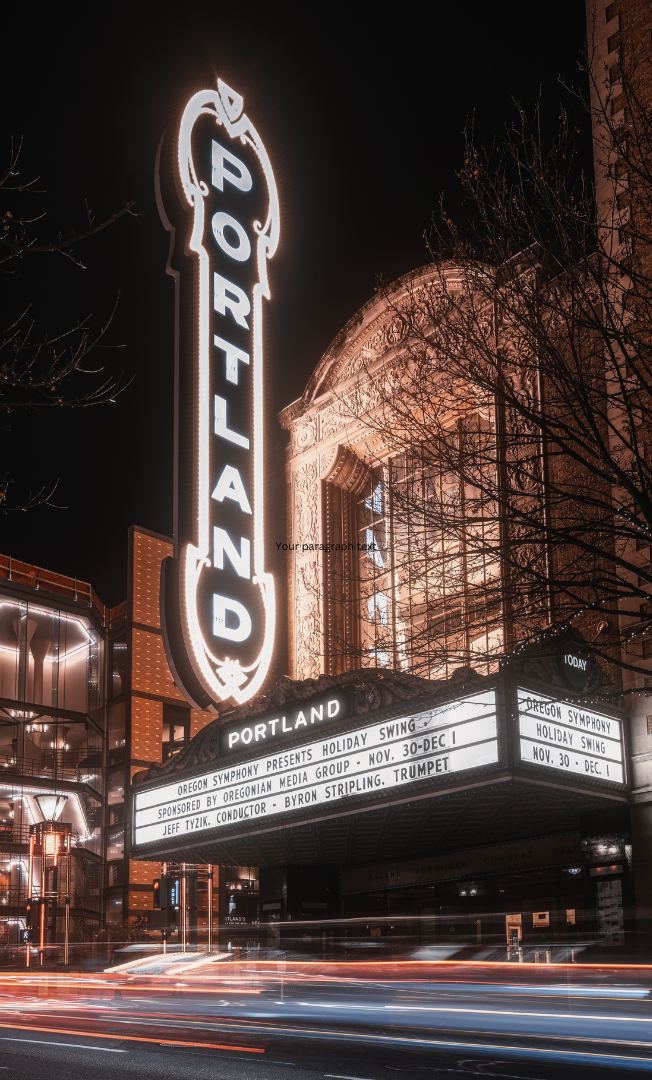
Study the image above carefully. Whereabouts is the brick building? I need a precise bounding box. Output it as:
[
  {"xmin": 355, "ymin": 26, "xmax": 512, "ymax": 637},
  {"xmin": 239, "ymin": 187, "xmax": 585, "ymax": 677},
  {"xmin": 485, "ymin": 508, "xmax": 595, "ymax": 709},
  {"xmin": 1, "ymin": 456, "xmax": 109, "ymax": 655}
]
[{"xmin": 105, "ymin": 526, "xmax": 220, "ymax": 928}]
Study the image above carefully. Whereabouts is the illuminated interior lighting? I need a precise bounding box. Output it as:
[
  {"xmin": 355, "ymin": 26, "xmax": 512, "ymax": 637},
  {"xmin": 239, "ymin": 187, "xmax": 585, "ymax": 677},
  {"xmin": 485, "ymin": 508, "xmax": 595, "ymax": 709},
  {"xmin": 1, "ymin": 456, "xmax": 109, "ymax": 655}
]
[
  {"xmin": 177, "ymin": 77, "xmax": 278, "ymax": 705},
  {"xmin": 0, "ymin": 605, "xmax": 92, "ymax": 662},
  {"xmin": 35, "ymin": 794, "xmax": 68, "ymax": 822}
]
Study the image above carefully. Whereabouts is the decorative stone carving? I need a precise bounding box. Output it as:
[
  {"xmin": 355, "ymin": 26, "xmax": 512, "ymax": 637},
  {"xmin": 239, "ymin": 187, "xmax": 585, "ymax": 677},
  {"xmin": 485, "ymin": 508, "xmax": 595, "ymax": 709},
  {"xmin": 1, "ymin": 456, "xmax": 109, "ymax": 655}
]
[
  {"xmin": 292, "ymin": 459, "xmax": 321, "ymax": 679},
  {"xmin": 299, "ymin": 561, "xmax": 320, "ymax": 595},
  {"xmin": 385, "ymin": 315, "xmax": 405, "ymax": 345},
  {"xmin": 295, "ymin": 461, "xmax": 318, "ymax": 542},
  {"xmin": 319, "ymin": 402, "xmax": 346, "ymax": 443},
  {"xmin": 321, "ymin": 444, "xmax": 371, "ymax": 496},
  {"xmin": 294, "ymin": 421, "xmax": 316, "ymax": 452},
  {"xmin": 296, "ymin": 606, "xmax": 321, "ymax": 680}
]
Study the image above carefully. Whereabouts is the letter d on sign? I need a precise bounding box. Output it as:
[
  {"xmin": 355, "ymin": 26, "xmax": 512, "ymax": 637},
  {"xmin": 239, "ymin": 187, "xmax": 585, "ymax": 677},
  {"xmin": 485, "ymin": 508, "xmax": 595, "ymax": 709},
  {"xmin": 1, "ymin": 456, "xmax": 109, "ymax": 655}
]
[{"xmin": 213, "ymin": 594, "xmax": 252, "ymax": 642}]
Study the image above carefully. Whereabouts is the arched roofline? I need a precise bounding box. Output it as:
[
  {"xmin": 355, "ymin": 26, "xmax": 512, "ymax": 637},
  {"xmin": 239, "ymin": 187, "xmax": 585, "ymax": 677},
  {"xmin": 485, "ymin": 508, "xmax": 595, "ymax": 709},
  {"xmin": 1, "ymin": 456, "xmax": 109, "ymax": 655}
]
[{"xmin": 279, "ymin": 260, "xmax": 467, "ymax": 428}]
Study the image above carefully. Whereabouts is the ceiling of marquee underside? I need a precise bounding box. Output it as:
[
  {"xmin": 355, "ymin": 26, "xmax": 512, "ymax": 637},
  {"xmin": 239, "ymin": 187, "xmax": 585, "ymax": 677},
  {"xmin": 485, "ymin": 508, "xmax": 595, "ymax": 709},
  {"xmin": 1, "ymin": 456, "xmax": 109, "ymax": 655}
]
[{"xmin": 141, "ymin": 779, "xmax": 621, "ymax": 869}]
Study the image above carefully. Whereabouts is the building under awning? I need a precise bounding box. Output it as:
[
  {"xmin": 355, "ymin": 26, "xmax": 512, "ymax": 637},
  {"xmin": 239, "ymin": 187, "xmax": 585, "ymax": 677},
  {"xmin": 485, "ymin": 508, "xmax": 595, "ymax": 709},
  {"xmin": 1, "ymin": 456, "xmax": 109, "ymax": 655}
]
[{"xmin": 130, "ymin": 645, "xmax": 627, "ymax": 871}]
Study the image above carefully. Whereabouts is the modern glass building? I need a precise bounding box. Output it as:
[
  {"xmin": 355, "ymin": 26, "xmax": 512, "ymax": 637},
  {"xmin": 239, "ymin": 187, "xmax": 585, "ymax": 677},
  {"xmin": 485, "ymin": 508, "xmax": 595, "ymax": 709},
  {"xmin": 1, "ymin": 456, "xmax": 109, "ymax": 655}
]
[{"xmin": 0, "ymin": 554, "xmax": 121, "ymax": 944}]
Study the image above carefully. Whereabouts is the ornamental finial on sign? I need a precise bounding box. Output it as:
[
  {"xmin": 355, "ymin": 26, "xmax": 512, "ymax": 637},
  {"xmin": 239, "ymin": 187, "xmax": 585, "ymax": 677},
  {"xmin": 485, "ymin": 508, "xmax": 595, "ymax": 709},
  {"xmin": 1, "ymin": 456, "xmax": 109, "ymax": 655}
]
[{"xmin": 217, "ymin": 79, "xmax": 244, "ymax": 123}]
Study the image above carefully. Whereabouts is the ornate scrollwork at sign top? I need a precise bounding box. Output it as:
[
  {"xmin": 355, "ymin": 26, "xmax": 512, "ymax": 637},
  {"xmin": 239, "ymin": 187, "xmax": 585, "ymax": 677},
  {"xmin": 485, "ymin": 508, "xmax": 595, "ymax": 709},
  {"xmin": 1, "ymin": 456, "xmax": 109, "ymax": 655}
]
[
  {"xmin": 136, "ymin": 668, "xmax": 450, "ymax": 783},
  {"xmin": 351, "ymin": 665, "xmax": 484, "ymax": 716},
  {"xmin": 321, "ymin": 444, "xmax": 371, "ymax": 496},
  {"xmin": 139, "ymin": 721, "xmax": 222, "ymax": 781}
]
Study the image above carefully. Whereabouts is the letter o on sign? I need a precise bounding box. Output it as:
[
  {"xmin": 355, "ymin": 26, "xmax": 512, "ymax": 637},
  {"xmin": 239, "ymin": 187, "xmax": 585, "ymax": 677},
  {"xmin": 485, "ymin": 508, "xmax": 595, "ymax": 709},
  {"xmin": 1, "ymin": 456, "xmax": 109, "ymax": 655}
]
[{"xmin": 212, "ymin": 211, "xmax": 251, "ymax": 262}]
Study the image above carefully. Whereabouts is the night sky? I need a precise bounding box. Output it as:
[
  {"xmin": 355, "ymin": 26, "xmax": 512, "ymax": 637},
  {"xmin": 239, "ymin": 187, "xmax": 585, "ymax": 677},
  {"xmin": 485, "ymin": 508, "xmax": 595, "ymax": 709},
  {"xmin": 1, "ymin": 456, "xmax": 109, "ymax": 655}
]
[{"xmin": 1, "ymin": 1, "xmax": 587, "ymax": 606}]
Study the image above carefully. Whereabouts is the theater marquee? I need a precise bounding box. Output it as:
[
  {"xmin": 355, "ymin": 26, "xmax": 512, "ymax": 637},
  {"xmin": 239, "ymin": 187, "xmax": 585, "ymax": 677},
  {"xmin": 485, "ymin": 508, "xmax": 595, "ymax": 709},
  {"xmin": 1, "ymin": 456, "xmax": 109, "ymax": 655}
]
[
  {"xmin": 517, "ymin": 688, "xmax": 624, "ymax": 785},
  {"xmin": 131, "ymin": 660, "xmax": 627, "ymax": 861},
  {"xmin": 133, "ymin": 691, "xmax": 499, "ymax": 848},
  {"xmin": 158, "ymin": 78, "xmax": 279, "ymax": 709}
]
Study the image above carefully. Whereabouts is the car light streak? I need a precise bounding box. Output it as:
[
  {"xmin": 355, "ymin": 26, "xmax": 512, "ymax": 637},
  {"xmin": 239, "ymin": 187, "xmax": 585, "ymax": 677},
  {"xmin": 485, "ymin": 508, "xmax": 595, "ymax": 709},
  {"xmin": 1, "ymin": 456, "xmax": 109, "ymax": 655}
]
[
  {"xmin": 0, "ymin": 1020, "xmax": 264, "ymax": 1052},
  {"xmin": 0, "ymin": 1038, "xmax": 127, "ymax": 1052},
  {"xmin": 385, "ymin": 1004, "xmax": 652, "ymax": 1024}
]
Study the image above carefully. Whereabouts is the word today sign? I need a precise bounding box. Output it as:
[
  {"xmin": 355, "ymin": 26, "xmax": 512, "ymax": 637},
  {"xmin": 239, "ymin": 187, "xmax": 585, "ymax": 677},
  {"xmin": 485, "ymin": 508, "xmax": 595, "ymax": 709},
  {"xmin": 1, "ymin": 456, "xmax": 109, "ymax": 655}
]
[{"xmin": 133, "ymin": 691, "xmax": 499, "ymax": 847}]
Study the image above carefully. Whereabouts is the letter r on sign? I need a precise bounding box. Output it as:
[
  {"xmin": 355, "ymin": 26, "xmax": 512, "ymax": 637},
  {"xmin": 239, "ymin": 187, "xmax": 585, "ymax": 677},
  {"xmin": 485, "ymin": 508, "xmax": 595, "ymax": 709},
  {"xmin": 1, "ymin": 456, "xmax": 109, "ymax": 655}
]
[{"xmin": 214, "ymin": 273, "xmax": 251, "ymax": 328}]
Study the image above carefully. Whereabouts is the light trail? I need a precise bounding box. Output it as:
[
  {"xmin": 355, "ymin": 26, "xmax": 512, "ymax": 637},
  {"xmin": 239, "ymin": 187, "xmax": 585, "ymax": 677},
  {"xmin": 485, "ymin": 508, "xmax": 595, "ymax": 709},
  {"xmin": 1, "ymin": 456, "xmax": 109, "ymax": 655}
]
[
  {"xmin": 385, "ymin": 1004, "xmax": 652, "ymax": 1023},
  {"xmin": 1, "ymin": 1015, "xmax": 648, "ymax": 1072},
  {"xmin": 0, "ymin": 1038, "xmax": 127, "ymax": 1052},
  {"xmin": 0, "ymin": 1020, "xmax": 264, "ymax": 1053}
]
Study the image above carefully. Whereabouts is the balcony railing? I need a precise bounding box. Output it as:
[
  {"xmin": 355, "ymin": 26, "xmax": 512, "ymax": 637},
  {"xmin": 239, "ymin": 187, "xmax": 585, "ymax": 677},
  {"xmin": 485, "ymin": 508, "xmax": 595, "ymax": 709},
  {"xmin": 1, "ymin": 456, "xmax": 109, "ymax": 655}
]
[
  {"xmin": 0, "ymin": 552, "xmax": 126, "ymax": 629},
  {"xmin": 0, "ymin": 823, "xmax": 31, "ymax": 845},
  {"xmin": 0, "ymin": 752, "xmax": 101, "ymax": 786},
  {"xmin": 0, "ymin": 823, "xmax": 82, "ymax": 847},
  {"xmin": 0, "ymin": 884, "xmax": 98, "ymax": 910}
]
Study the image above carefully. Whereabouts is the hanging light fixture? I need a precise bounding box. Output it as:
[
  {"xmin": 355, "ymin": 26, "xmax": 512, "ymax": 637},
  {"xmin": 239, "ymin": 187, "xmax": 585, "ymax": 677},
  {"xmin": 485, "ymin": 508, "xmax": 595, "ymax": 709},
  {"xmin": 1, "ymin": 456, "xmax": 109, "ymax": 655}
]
[{"xmin": 35, "ymin": 794, "xmax": 68, "ymax": 822}]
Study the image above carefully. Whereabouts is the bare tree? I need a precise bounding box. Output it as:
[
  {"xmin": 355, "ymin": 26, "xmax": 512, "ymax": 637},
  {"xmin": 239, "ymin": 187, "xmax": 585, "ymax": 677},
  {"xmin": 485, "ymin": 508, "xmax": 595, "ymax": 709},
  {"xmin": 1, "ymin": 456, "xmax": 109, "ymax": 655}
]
[
  {"xmin": 0, "ymin": 139, "xmax": 136, "ymax": 508},
  {"xmin": 328, "ymin": 28, "xmax": 652, "ymax": 691}
]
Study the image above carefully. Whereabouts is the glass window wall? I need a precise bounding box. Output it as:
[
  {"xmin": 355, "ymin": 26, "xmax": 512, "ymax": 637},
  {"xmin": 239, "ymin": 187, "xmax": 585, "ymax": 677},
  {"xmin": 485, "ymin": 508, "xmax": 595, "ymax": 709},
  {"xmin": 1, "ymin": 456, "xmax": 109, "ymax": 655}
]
[
  {"xmin": 0, "ymin": 595, "xmax": 100, "ymax": 714},
  {"xmin": 108, "ymin": 702, "xmax": 126, "ymax": 764},
  {"xmin": 108, "ymin": 768, "xmax": 126, "ymax": 824},
  {"xmin": 109, "ymin": 634, "xmax": 128, "ymax": 697}
]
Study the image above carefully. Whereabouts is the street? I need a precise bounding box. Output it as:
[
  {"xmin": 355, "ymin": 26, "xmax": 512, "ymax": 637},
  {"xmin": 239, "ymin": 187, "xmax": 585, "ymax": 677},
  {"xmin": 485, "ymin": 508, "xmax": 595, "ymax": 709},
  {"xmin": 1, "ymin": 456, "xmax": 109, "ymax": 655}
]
[{"xmin": 0, "ymin": 962, "xmax": 650, "ymax": 1079}]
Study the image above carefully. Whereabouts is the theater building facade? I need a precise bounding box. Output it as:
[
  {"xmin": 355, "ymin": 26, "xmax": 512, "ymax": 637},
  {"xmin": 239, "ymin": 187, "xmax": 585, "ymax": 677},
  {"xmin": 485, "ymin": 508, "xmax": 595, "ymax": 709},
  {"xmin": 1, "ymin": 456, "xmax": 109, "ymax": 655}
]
[
  {"xmin": 128, "ymin": 252, "xmax": 652, "ymax": 954},
  {"xmin": 4, "ymin": 283, "xmax": 652, "ymax": 950},
  {"xmin": 5, "ymin": 271, "xmax": 652, "ymax": 953}
]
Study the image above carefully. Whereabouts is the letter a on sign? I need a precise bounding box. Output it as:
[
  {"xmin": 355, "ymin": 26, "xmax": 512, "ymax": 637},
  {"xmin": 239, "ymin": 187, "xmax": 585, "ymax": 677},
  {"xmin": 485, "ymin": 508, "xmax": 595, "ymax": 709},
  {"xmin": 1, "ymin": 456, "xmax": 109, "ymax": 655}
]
[{"xmin": 157, "ymin": 76, "xmax": 279, "ymax": 709}]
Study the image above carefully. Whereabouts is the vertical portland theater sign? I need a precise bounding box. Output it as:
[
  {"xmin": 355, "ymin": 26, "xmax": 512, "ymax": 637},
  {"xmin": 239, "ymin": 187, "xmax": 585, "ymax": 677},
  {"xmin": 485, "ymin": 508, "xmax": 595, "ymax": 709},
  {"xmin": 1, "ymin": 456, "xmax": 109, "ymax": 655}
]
[{"xmin": 158, "ymin": 79, "xmax": 278, "ymax": 709}]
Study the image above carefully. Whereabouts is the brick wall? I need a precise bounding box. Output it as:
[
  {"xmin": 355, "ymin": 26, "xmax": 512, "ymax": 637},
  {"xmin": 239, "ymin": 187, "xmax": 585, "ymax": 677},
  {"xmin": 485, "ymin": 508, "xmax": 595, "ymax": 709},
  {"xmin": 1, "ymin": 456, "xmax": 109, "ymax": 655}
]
[{"xmin": 126, "ymin": 527, "xmax": 219, "ymax": 921}]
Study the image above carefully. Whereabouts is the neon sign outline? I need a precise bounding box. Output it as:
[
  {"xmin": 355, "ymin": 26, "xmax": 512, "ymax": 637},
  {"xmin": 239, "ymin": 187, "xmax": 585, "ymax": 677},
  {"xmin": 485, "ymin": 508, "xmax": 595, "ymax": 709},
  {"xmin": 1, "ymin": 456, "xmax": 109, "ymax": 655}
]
[{"xmin": 165, "ymin": 78, "xmax": 278, "ymax": 706}]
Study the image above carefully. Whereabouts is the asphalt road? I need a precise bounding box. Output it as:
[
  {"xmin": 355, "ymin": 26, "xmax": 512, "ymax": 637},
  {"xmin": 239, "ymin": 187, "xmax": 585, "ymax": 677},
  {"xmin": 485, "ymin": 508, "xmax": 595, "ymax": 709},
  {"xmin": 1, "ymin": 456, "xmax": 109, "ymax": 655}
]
[{"xmin": 0, "ymin": 971, "xmax": 651, "ymax": 1079}]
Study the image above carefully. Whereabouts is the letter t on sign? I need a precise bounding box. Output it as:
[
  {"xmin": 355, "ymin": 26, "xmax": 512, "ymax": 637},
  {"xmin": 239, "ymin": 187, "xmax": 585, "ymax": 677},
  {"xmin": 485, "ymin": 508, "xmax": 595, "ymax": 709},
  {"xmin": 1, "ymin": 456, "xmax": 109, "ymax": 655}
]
[{"xmin": 214, "ymin": 334, "xmax": 250, "ymax": 385}]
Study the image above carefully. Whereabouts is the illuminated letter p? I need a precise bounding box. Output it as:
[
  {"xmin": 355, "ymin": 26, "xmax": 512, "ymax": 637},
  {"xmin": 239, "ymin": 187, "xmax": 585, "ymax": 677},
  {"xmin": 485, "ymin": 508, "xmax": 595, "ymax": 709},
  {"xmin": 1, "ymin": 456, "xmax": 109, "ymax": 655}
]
[{"xmin": 212, "ymin": 140, "xmax": 252, "ymax": 193}]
